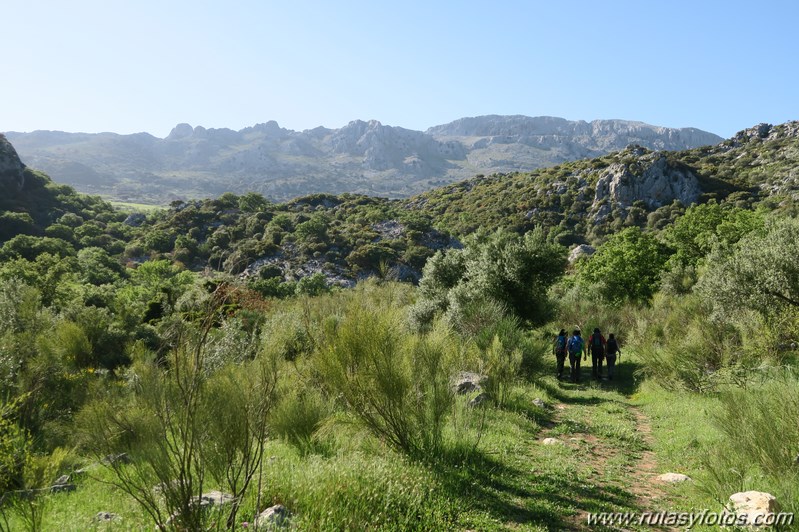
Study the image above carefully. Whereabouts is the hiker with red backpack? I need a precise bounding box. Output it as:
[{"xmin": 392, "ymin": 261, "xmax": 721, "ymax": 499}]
[
  {"xmin": 605, "ymin": 333, "xmax": 621, "ymax": 380},
  {"xmin": 566, "ymin": 329, "xmax": 586, "ymax": 383},
  {"xmin": 553, "ymin": 329, "xmax": 568, "ymax": 380},
  {"xmin": 588, "ymin": 328, "xmax": 607, "ymax": 380}
]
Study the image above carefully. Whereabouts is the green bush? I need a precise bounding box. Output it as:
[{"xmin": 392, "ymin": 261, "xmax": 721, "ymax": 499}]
[
  {"xmin": 315, "ymin": 300, "xmax": 457, "ymax": 461},
  {"xmin": 702, "ymin": 375, "xmax": 799, "ymax": 515},
  {"xmin": 269, "ymin": 380, "xmax": 331, "ymax": 455}
]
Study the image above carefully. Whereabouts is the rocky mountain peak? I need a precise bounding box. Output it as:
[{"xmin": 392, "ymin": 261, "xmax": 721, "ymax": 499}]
[
  {"xmin": 166, "ymin": 123, "xmax": 195, "ymax": 140},
  {"xmin": 0, "ymin": 133, "xmax": 26, "ymax": 191}
]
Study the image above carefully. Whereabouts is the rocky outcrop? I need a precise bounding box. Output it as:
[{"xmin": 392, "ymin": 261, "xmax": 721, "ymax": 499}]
[
  {"xmin": 592, "ymin": 150, "xmax": 701, "ymax": 221},
  {"xmin": 0, "ymin": 134, "xmax": 26, "ymax": 191},
  {"xmin": 568, "ymin": 244, "xmax": 595, "ymax": 263}
]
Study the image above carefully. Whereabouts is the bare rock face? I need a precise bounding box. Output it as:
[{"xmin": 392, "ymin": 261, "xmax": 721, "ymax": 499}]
[
  {"xmin": 0, "ymin": 134, "xmax": 26, "ymax": 191},
  {"xmin": 568, "ymin": 244, "xmax": 595, "ymax": 263},
  {"xmin": 592, "ymin": 150, "xmax": 701, "ymax": 221}
]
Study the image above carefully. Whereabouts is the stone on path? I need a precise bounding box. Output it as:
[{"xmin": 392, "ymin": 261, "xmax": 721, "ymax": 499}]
[
  {"xmin": 542, "ymin": 437, "xmax": 564, "ymax": 446},
  {"xmin": 728, "ymin": 491, "xmax": 779, "ymax": 526},
  {"xmin": 655, "ymin": 472, "xmax": 692, "ymax": 483}
]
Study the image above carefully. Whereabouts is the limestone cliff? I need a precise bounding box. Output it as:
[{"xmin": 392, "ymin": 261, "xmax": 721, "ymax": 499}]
[{"xmin": 591, "ymin": 147, "xmax": 701, "ymax": 221}]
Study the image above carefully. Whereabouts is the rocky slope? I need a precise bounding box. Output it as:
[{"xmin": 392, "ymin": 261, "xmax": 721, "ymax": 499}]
[
  {"xmin": 0, "ymin": 133, "xmax": 27, "ymax": 192},
  {"xmin": 5, "ymin": 116, "xmax": 721, "ymax": 204}
]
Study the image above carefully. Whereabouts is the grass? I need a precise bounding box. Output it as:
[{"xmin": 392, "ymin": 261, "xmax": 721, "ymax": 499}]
[{"xmin": 15, "ymin": 353, "xmax": 772, "ymax": 531}]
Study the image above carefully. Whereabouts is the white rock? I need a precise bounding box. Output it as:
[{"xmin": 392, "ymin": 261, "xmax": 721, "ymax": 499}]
[
  {"xmin": 728, "ymin": 491, "xmax": 779, "ymax": 526},
  {"xmin": 254, "ymin": 504, "xmax": 290, "ymax": 528},
  {"xmin": 655, "ymin": 472, "xmax": 692, "ymax": 483},
  {"xmin": 542, "ymin": 438, "xmax": 564, "ymax": 446}
]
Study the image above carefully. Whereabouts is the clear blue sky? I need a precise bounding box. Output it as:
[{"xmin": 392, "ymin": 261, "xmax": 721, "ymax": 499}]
[{"xmin": 3, "ymin": 0, "xmax": 797, "ymax": 139}]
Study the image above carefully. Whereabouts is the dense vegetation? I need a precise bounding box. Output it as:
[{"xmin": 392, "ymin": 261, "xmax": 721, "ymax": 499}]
[{"xmin": 0, "ymin": 123, "xmax": 798, "ymax": 529}]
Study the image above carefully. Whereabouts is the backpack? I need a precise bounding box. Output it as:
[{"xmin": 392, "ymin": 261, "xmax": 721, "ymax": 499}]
[
  {"xmin": 592, "ymin": 334, "xmax": 603, "ymax": 351},
  {"xmin": 567, "ymin": 336, "xmax": 583, "ymax": 355},
  {"xmin": 607, "ymin": 338, "xmax": 618, "ymax": 355},
  {"xmin": 556, "ymin": 335, "xmax": 567, "ymax": 351}
]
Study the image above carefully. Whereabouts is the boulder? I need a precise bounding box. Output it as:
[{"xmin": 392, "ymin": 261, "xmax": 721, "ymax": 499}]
[
  {"xmin": 123, "ymin": 213, "xmax": 147, "ymax": 227},
  {"xmin": 193, "ymin": 491, "xmax": 235, "ymax": 507},
  {"xmin": 93, "ymin": 511, "xmax": 120, "ymax": 523},
  {"xmin": 53, "ymin": 474, "xmax": 71, "ymax": 486},
  {"xmin": 50, "ymin": 483, "xmax": 76, "ymax": 493},
  {"xmin": 728, "ymin": 491, "xmax": 779, "ymax": 526},
  {"xmin": 453, "ymin": 372, "xmax": 486, "ymax": 394},
  {"xmin": 568, "ymin": 244, "xmax": 595, "ymax": 263},
  {"xmin": 542, "ymin": 438, "xmax": 564, "ymax": 446},
  {"xmin": 532, "ymin": 398, "xmax": 547, "ymax": 409},
  {"xmin": 468, "ymin": 393, "xmax": 488, "ymax": 408},
  {"xmin": 655, "ymin": 472, "xmax": 692, "ymax": 483},
  {"xmin": 254, "ymin": 504, "xmax": 291, "ymax": 529}
]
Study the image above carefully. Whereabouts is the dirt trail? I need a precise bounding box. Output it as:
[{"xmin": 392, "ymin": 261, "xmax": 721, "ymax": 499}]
[
  {"xmin": 628, "ymin": 407, "xmax": 671, "ymax": 512},
  {"xmin": 542, "ymin": 398, "xmax": 675, "ymax": 530}
]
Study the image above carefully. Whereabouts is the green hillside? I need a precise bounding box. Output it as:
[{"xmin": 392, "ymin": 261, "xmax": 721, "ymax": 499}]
[{"xmin": 0, "ymin": 124, "xmax": 797, "ymax": 530}]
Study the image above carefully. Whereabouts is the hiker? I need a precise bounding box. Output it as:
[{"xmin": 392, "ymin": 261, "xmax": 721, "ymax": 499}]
[
  {"xmin": 553, "ymin": 329, "xmax": 568, "ymax": 379},
  {"xmin": 566, "ymin": 329, "xmax": 586, "ymax": 383},
  {"xmin": 606, "ymin": 333, "xmax": 621, "ymax": 380},
  {"xmin": 588, "ymin": 327, "xmax": 606, "ymax": 380}
]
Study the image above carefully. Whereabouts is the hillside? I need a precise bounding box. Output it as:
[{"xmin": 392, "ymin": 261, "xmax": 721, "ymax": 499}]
[
  {"xmin": 4, "ymin": 116, "xmax": 721, "ymax": 204},
  {"xmin": 1, "ymin": 122, "xmax": 795, "ymax": 293},
  {"xmin": 1, "ymin": 124, "xmax": 798, "ymax": 529}
]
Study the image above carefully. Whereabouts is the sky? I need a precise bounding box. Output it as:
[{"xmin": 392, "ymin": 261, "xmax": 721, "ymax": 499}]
[{"xmin": 3, "ymin": 0, "xmax": 797, "ymax": 139}]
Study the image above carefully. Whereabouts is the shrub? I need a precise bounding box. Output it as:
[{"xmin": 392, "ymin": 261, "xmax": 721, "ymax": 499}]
[
  {"xmin": 315, "ymin": 301, "xmax": 457, "ymax": 461},
  {"xmin": 78, "ymin": 298, "xmax": 278, "ymax": 530},
  {"xmin": 702, "ymin": 375, "xmax": 799, "ymax": 515}
]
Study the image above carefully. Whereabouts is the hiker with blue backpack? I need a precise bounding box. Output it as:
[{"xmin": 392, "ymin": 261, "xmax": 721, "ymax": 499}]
[
  {"xmin": 553, "ymin": 329, "xmax": 568, "ymax": 379},
  {"xmin": 566, "ymin": 330, "xmax": 586, "ymax": 383}
]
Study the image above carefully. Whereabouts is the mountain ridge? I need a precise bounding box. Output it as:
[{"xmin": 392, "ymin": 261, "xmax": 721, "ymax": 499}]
[{"xmin": 5, "ymin": 115, "xmax": 722, "ymax": 203}]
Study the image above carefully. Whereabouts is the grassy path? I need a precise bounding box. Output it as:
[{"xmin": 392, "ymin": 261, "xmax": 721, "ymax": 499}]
[{"xmin": 457, "ymin": 359, "xmax": 683, "ymax": 530}]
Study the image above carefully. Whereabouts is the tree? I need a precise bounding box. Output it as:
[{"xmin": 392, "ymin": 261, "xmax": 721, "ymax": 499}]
[
  {"xmin": 414, "ymin": 228, "xmax": 567, "ymax": 326},
  {"xmin": 77, "ymin": 247, "xmax": 125, "ymax": 285},
  {"xmin": 662, "ymin": 201, "xmax": 763, "ymax": 269},
  {"xmin": 696, "ymin": 217, "xmax": 799, "ymax": 319},
  {"xmin": 577, "ymin": 227, "xmax": 669, "ymax": 303}
]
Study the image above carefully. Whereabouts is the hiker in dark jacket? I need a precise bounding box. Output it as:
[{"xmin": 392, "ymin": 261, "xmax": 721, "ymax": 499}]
[
  {"xmin": 605, "ymin": 333, "xmax": 621, "ymax": 380},
  {"xmin": 588, "ymin": 328, "xmax": 607, "ymax": 380},
  {"xmin": 553, "ymin": 329, "xmax": 568, "ymax": 380},
  {"xmin": 566, "ymin": 330, "xmax": 586, "ymax": 383}
]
